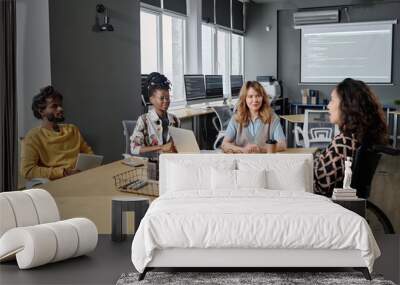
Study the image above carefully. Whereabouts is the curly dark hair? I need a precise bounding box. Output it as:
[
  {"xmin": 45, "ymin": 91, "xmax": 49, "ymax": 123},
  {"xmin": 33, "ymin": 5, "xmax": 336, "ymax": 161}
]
[
  {"xmin": 32, "ymin": 86, "xmax": 63, "ymax": 119},
  {"xmin": 335, "ymin": 78, "xmax": 388, "ymax": 145},
  {"xmin": 145, "ymin": 72, "xmax": 171, "ymax": 101}
]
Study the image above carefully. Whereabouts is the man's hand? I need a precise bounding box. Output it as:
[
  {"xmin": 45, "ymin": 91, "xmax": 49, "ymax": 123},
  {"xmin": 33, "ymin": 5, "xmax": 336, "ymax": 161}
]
[
  {"xmin": 242, "ymin": 144, "xmax": 260, "ymax": 153},
  {"xmin": 63, "ymin": 168, "xmax": 80, "ymax": 177}
]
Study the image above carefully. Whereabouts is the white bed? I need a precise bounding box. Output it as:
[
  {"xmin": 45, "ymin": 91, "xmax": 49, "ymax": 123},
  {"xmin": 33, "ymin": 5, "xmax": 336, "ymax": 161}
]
[{"xmin": 131, "ymin": 154, "xmax": 380, "ymax": 280}]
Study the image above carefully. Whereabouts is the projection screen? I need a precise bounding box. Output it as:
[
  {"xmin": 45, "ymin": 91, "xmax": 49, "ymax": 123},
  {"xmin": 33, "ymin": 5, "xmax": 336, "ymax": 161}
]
[{"xmin": 297, "ymin": 21, "xmax": 397, "ymax": 84}]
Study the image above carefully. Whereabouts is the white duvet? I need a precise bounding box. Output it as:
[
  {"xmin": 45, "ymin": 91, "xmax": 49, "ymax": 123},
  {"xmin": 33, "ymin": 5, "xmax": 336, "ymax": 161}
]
[{"xmin": 131, "ymin": 190, "xmax": 380, "ymax": 273}]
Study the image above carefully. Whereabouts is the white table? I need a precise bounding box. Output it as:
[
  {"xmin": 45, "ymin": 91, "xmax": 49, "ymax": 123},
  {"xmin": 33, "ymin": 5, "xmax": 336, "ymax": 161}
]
[{"xmin": 280, "ymin": 114, "xmax": 304, "ymax": 148}]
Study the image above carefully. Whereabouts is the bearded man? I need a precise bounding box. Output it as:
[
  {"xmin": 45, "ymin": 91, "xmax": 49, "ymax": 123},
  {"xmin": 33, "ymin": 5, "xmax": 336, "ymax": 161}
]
[{"xmin": 21, "ymin": 86, "xmax": 93, "ymax": 180}]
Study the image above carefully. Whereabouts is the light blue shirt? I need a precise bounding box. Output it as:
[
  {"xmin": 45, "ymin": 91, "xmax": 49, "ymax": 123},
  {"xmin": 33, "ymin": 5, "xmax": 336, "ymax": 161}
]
[{"xmin": 225, "ymin": 113, "xmax": 286, "ymax": 142}]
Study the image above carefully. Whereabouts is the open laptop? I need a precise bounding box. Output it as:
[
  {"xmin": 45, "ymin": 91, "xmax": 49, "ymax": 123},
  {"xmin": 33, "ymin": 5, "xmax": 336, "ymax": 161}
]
[
  {"xmin": 169, "ymin": 127, "xmax": 200, "ymax": 153},
  {"xmin": 75, "ymin": 153, "xmax": 104, "ymax": 171}
]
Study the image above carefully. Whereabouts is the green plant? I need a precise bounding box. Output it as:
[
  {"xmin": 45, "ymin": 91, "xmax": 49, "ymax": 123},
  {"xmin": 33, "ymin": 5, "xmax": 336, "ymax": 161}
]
[{"xmin": 394, "ymin": 99, "xmax": 400, "ymax": 106}]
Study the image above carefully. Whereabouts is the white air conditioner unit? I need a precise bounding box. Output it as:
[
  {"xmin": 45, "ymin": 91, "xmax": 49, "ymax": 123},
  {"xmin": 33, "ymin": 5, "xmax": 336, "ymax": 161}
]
[{"xmin": 293, "ymin": 10, "xmax": 339, "ymax": 26}]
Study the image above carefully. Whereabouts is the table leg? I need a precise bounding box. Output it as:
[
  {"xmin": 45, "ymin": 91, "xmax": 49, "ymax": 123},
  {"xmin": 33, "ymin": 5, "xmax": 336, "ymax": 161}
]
[
  {"xmin": 293, "ymin": 122, "xmax": 297, "ymax": 148},
  {"xmin": 393, "ymin": 113, "xmax": 398, "ymax": 148},
  {"xmin": 112, "ymin": 201, "xmax": 123, "ymax": 242},
  {"xmin": 285, "ymin": 120, "xmax": 289, "ymax": 141},
  {"xmin": 193, "ymin": 116, "xmax": 200, "ymax": 146}
]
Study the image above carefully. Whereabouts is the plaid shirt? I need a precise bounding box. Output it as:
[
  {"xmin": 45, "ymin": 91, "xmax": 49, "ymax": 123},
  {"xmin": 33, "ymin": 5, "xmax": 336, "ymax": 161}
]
[
  {"xmin": 314, "ymin": 133, "xmax": 358, "ymax": 197},
  {"xmin": 130, "ymin": 109, "xmax": 180, "ymax": 155}
]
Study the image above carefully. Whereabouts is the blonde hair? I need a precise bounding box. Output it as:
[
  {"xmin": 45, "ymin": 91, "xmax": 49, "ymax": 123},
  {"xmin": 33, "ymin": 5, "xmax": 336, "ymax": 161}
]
[{"xmin": 235, "ymin": 81, "xmax": 273, "ymax": 130}]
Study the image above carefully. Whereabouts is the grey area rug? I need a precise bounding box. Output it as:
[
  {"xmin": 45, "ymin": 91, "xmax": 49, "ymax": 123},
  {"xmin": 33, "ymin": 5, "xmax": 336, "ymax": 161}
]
[{"xmin": 116, "ymin": 272, "xmax": 396, "ymax": 285}]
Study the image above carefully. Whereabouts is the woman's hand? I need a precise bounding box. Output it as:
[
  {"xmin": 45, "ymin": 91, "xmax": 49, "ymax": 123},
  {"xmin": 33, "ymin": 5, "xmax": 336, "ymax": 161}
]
[
  {"xmin": 160, "ymin": 141, "xmax": 176, "ymax": 153},
  {"xmin": 242, "ymin": 144, "xmax": 260, "ymax": 153}
]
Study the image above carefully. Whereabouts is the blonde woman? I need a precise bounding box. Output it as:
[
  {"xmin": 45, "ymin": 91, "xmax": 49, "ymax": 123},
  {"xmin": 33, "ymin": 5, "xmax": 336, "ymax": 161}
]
[{"xmin": 221, "ymin": 81, "xmax": 286, "ymax": 153}]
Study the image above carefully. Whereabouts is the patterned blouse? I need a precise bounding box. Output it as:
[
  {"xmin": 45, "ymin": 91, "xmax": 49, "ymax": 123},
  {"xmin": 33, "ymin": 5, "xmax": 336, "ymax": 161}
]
[
  {"xmin": 130, "ymin": 109, "xmax": 180, "ymax": 155},
  {"xmin": 314, "ymin": 133, "xmax": 359, "ymax": 197}
]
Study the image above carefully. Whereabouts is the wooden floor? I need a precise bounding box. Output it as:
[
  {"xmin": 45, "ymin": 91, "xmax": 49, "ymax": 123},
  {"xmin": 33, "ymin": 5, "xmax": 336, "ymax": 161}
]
[{"xmin": 0, "ymin": 234, "xmax": 398, "ymax": 285}]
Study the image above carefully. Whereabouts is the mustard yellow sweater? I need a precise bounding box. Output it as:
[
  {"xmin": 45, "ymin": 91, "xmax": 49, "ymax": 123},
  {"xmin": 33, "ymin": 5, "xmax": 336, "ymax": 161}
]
[{"xmin": 21, "ymin": 124, "xmax": 93, "ymax": 180}]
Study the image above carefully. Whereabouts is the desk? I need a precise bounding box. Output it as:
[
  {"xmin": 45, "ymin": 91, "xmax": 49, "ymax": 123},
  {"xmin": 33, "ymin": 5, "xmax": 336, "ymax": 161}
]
[
  {"xmin": 280, "ymin": 114, "xmax": 304, "ymax": 147},
  {"xmin": 170, "ymin": 107, "xmax": 215, "ymax": 148},
  {"xmin": 281, "ymin": 114, "xmax": 304, "ymax": 124},
  {"xmin": 169, "ymin": 99, "xmax": 238, "ymax": 120},
  {"xmin": 389, "ymin": 110, "xmax": 400, "ymax": 148},
  {"xmin": 170, "ymin": 101, "xmax": 237, "ymax": 149},
  {"xmin": 290, "ymin": 102, "xmax": 327, "ymax": 114},
  {"xmin": 169, "ymin": 106, "xmax": 214, "ymax": 119},
  {"xmin": 40, "ymin": 159, "xmax": 154, "ymax": 234},
  {"xmin": 281, "ymin": 147, "xmax": 317, "ymax": 154},
  {"xmin": 40, "ymin": 149, "xmax": 318, "ymax": 233}
]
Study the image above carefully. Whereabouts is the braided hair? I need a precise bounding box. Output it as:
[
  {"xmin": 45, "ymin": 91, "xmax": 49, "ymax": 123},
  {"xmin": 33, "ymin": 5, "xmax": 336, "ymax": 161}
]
[
  {"xmin": 145, "ymin": 72, "xmax": 171, "ymax": 102},
  {"xmin": 32, "ymin": 86, "xmax": 63, "ymax": 119}
]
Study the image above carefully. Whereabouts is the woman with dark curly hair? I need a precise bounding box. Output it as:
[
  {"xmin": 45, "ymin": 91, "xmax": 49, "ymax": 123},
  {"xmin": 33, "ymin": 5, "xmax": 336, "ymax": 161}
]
[
  {"xmin": 314, "ymin": 78, "xmax": 388, "ymax": 197},
  {"xmin": 130, "ymin": 72, "xmax": 180, "ymax": 155}
]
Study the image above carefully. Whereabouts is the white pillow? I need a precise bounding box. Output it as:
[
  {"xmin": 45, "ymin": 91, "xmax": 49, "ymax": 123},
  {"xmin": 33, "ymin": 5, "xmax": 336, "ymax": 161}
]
[
  {"xmin": 168, "ymin": 160, "xmax": 235, "ymax": 191},
  {"xmin": 211, "ymin": 169, "xmax": 267, "ymax": 190},
  {"xmin": 238, "ymin": 159, "xmax": 308, "ymax": 192},
  {"xmin": 266, "ymin": 162, "xmax": 307, "ymax": 191},
  {"xmin": 236, "ymin": 169, "xmax": 266, "ymax": 189},
  {"xmin": 211, "ymin": 168, "xmax": 236, "ymax": 190}
]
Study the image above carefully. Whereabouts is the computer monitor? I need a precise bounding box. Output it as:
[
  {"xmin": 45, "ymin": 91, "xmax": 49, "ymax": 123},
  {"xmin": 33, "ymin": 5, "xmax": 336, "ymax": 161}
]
[
  {"xmin": 205, "ymin": 75, "xmax": 223, "ymax": 100},
  {"xmin": 184, "ymin": 74, "xmax": 206, "ymax": 102},
  {"xmin": 230, "ymin": 75, "xmax": 243, "ymax": 97}
]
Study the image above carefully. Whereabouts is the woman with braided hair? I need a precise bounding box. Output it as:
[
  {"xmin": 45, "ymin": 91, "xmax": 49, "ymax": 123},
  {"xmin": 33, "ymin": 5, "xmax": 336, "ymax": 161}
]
[{"xmin": 130, "ymin": 72, "xmax": 180, "ymax": 155}]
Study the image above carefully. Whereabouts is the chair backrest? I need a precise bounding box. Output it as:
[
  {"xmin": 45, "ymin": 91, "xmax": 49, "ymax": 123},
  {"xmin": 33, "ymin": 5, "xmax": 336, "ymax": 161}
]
[
  {"xmin": 0, "ymin": 189, "xmax": 60, "ymax": 237},
  {"xmin": 352, "ymin": 144, "xmax": 400, "ymax": 199},
  {"xmin": 303, "ymin": 110, "xmax": 335, "ymax": 147},
  {"xmin": 351, "ymin": 145, "xmax": 381, "ymax": 199},
  {"xmin": 310, "ymin": 128, "xmax": 332, "ymax": 141},
  {"xmin": 212, "ymin": 106, "xmax": 233, "ymax": 131},
  {"xmin": 141, "ymin": 94, "xmax": 151, "ymax": 113},
  {"xmin": 122, "ymin": 120, "xmax": 137, "ymax": 155}
]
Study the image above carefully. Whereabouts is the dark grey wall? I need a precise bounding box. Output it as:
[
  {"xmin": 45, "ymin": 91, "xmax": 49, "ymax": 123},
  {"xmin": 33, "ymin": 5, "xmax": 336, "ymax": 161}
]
[
  {"xmin": 244, "ymin": 3, "xmax": 279, "ymax": 80},
  {"xmin": 49, "ymin": 0, "xmax": 141, "ymax": 163},
  {"xmin": 245, "ymin": 0, "xmax": 400, "ymax": 105}
]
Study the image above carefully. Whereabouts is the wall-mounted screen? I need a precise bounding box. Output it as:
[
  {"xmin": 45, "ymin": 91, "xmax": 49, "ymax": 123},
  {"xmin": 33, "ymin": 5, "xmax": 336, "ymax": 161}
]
[{"xmin": 298, "ymin": 21, "xmax": 396, "ymax": 83}]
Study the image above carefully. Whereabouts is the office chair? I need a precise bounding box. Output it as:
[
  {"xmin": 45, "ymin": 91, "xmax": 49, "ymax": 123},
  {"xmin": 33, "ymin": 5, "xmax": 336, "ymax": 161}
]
[
  {"xmin": 121, "ymin": 119, "xmax": 159, "ymax": 177},
  {"xmin": 351, "ymin": 144, "xmax": 400, "ymax": 234},
  {"xmin": 122, "ymin": 120, "xmax": 137, "ymax": 155},
  {"xmin": 294, "ymin": 110, "xmax": 336, "ymax": 148},
  {"xmin": 211, "ymin": 106, "xmax": 233, "ymax": 150},
  {"xmin": 141, "ymin": 94, "xmax": 152, "ymax": 113}
]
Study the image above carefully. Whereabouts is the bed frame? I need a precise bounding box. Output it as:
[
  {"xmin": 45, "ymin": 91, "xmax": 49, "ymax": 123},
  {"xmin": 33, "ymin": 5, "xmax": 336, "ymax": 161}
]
[
  {"xmin": 137, "ymin": 154, "xmax": 373, "ymax": 281},
  {"xmin": 138, "ymin": 248, "xmax": 371, "ymax": 280}
]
